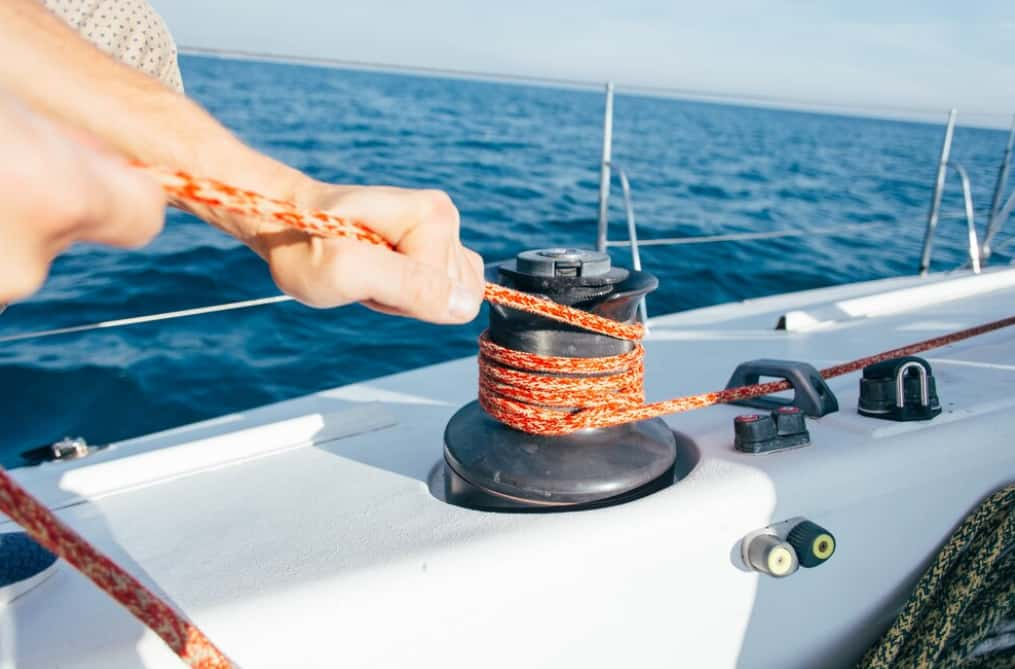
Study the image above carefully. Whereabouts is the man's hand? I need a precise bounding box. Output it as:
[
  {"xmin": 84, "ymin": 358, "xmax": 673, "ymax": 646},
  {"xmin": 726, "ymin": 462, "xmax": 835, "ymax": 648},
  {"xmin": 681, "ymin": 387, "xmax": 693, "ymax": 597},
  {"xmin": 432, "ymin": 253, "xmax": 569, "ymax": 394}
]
[
  {"xmin": 259, "ymin": 182, "xmax": 485, "ymax": 324},
  {"xmin": 0, "ymin": 94, "xmax": 165, "ymax": 304},
  {"xmin": 0, "ymin": 0, "xmax": 485, "ymax": 323}
]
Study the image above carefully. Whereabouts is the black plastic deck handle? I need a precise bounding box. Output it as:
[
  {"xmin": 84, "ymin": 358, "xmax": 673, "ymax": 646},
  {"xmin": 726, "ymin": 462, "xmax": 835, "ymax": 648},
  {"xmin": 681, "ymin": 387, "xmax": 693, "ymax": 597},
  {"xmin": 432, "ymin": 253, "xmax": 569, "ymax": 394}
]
[{"xmin": 725, "ymin": 358, "xmax": 839, "ymax": 418}]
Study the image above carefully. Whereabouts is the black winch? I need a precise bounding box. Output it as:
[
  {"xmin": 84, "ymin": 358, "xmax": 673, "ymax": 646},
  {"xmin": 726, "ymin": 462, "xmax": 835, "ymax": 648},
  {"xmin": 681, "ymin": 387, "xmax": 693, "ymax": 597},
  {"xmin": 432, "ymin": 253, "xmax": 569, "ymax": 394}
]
[{"xmin": 442, "ymin": 248, "xmax": 678, "ymax": 512}]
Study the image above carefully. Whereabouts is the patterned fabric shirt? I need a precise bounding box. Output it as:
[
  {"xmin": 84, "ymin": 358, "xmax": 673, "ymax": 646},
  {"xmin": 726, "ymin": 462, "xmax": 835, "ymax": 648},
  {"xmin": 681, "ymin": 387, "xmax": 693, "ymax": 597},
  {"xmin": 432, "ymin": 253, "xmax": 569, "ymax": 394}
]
[{"xmin": 42, "ymin": 0, "xmax": 183, "ymax": 92}]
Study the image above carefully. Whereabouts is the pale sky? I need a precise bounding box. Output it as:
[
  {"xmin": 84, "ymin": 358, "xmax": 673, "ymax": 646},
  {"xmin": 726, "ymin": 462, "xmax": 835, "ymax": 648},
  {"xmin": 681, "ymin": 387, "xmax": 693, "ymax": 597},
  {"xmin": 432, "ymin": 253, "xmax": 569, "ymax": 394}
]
[{"xmin": 152, "ymin": 0, "xmax": 1013, "ymax": 125}]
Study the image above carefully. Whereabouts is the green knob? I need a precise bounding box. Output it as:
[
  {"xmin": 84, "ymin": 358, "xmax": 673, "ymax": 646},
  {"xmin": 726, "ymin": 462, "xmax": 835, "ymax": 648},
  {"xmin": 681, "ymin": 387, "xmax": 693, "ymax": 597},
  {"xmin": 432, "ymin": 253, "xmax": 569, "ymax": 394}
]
[{"xmin": 787, "ymin": 520, "xmax": 836, "ymax": 568}]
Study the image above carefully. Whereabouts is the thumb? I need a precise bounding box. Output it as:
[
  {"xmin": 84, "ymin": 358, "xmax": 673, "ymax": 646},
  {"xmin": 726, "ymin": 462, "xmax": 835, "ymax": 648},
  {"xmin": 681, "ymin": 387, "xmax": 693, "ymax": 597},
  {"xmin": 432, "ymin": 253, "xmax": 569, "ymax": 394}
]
[
  {"xmin": 271, "ymin": 239, "xmax": 485, "ymax": 324},
  {"xmin": 354, "ymin": 244, "xmax": 483, "ymax": 324}
]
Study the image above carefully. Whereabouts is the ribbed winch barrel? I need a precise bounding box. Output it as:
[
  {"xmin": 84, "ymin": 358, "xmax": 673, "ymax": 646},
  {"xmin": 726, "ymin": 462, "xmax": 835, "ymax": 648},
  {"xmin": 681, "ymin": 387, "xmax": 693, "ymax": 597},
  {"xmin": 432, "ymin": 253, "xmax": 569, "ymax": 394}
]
[{"xmin": 441, "ymin": 248, "xmax": 678, "ymax": 512}]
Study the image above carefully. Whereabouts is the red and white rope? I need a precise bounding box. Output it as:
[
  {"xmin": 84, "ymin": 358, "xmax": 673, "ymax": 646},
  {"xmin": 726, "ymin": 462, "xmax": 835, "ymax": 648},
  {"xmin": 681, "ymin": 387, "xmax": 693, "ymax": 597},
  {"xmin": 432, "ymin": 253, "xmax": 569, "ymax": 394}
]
[
  {"xmin": 0, "ymin": 467, "xmax": 231, "ymax": 667},
  {"xmin": 140, "ymin": 165, "xmax": 1015, "ymax": 434},
  {"xmin": 1, "ymin": 165, "xmax": 1012, "ymax": 667}
]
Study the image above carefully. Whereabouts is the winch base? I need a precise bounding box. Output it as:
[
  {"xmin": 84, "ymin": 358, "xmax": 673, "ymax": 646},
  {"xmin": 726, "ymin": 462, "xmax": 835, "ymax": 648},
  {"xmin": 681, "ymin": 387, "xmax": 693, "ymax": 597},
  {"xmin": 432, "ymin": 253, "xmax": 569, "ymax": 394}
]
[{"xmin": 443, "ymin": 401, "xmax": 677, "ymax": 512}]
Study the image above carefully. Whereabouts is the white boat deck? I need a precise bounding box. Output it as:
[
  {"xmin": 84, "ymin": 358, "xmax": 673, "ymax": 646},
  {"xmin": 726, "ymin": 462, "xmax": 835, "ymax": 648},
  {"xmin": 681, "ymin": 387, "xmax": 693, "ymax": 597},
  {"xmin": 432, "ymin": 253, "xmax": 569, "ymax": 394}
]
[{"xmin": 3, "ymin": 268, "xmax": 1015, "ymax": 668}]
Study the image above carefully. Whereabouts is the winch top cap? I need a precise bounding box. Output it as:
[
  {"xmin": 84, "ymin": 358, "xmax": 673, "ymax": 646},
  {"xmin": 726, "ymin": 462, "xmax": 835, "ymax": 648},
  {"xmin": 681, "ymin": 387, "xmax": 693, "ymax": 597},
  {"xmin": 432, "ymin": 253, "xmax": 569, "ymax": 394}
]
[{"xmin": 515, "ymin": 248, "xmax": 611, "ymax": 278}]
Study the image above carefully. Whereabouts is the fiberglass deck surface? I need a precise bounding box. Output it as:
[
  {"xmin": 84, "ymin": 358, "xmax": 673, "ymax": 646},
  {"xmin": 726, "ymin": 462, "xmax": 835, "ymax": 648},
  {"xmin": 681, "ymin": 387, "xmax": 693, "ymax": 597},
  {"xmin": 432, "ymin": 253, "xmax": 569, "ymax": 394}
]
[{"xmin": 4, "ymin": 268, "xmax": 1015, "ymax": 668}]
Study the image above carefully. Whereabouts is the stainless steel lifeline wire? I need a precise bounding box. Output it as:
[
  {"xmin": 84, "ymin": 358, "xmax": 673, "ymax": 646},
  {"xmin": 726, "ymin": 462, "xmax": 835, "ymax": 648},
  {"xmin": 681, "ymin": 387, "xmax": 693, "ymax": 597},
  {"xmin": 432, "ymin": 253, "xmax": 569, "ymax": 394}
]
[{"xmin": 0, "ymin": 220, "xmax": 891, "ymax": 344}]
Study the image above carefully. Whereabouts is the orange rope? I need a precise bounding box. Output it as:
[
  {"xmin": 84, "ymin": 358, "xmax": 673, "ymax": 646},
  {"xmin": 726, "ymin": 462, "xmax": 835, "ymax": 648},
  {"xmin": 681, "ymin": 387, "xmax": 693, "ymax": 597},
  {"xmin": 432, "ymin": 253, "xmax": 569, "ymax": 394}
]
[
  {"xmin": 0, "ymin": 467, "xmax": 231, "ymax": 668},
  {"xmin": 146, "ymin": 165, "xmax": 646, "ymax": 342},
  {"xmin": 145, "ymin": 164, "xmax": 1015, "ymax": 436},
  {"xmin": 2, "ymin": 165, "xmax": 1014, "ymax": 669},
  {"xmin": 479, "ymin": 314, "xmax": 1015, "ymax": 434}
]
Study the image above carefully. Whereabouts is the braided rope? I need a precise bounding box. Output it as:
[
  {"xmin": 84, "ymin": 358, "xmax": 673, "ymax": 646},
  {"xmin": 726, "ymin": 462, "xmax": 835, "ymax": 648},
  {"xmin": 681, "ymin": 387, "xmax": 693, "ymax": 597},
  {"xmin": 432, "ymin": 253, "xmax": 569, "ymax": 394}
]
[
  {"xmin": 858, "ymin": 484, "xmax": 1015, "ymax": 669},
  {"xmin": 0, "ymin": 468, "xmax": 231, "ymax": 667},
  {"xmin": 2, "ymin": 166, "xmax": 1013, "ymax": 669},
  {"xmin": 143, "ymin": 166, "xmax": 1015, "ymax": 436},
  {"xmin": 147, "ymin": 164, "xmax": 389, "ymax": 247},
  {"xmin": 478, "ymin": 316, "xmax": 1015, "ymax": 435}
]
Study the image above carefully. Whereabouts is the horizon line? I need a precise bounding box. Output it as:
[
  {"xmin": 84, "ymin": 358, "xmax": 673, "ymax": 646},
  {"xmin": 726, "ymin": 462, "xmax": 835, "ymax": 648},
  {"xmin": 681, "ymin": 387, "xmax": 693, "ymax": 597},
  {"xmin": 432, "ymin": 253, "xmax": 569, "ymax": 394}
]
[{"xmin": 179, "ymin": 45, "xmax": 1014, "ymax": 131}]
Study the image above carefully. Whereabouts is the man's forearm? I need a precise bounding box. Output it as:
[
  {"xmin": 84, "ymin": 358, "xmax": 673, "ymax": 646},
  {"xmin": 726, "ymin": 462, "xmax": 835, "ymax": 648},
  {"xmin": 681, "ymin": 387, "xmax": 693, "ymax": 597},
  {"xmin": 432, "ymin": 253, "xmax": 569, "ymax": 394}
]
[
  {"xmin": 0, "ymin": 1, "xmax": 486, "ymax": 323},
  {"xmin": 0, "ymin": 0, "xmax": 301, "ymax": 243}
]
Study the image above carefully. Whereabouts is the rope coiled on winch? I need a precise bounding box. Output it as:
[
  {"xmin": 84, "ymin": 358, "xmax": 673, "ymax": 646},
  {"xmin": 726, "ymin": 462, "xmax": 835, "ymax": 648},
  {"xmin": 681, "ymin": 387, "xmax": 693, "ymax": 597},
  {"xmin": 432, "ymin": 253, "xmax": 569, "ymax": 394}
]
[
  {"xmin": 0, "ymin": 165, "xmax": 1013, "ymax": 668},
  {"xmin": 858, "ymin": 484, "xmax": 1015, "ymax": 669},
  {"xmin": 476, "ymin": 309, "xmax": 1015, "ymax": 435},
  {"xmin": 144, "ymin": 164, "xmax": 1015, "ymax": 437}
]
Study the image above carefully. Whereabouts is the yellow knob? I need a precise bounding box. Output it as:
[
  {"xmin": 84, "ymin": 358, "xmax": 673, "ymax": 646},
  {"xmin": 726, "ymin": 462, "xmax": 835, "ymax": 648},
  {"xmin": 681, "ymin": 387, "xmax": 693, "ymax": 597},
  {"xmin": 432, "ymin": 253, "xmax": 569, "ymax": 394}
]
[{"xmin": 812, "ymin": 533, "xmax": 835, "ymax": 560}]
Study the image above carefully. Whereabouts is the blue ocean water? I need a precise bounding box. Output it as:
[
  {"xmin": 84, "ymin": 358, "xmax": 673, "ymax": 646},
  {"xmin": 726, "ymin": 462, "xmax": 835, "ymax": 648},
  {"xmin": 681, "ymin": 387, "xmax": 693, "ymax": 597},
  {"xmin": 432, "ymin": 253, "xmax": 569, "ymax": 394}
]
[{"xmin": 1, "ymin": 55, "xmax": 1010, "ymax": 466}]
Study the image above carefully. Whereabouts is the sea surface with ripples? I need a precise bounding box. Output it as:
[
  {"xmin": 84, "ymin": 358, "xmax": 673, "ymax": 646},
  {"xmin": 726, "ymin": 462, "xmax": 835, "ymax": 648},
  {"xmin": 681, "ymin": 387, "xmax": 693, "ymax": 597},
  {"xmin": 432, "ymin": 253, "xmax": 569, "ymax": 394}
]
[{"xmin": 1, "ymin": 55, "xmax": 1010, "ymax": 466}]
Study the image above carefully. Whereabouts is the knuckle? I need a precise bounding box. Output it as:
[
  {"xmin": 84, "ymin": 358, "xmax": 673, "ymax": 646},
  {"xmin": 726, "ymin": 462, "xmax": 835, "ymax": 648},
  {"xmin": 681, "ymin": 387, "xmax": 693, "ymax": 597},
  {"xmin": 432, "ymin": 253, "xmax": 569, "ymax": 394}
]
[
  {"xmin": 139, "ymin": 208, "xmax": 167, "ymax": 243},
  {"xmin": 5, "ymin": 256, "xmax": 49, "ymax": 302},
  {"xmin": 418, "ymin": 189, "xmax": 459, "ymax": 228},
  {"xmin": 133, "ymin": 185, "xmax": 168, "ymax": 243},
  {"xmin": 50, "ymin": 184, "xmax": 92, "ymax": 232},
  {"xmin": 464, "ymin": 248, "xmax": 484, "ymax": 269},
  {"xmin": 121, "ymin": 213, "xmax": 166, "ymax": 249},
  {"xmin": 109, "ymin": 177, "xmax": 167, "ymax": 248},
  {"xmin": 25, "ymin": 264, "xmax": 48, "ymax": 295}
]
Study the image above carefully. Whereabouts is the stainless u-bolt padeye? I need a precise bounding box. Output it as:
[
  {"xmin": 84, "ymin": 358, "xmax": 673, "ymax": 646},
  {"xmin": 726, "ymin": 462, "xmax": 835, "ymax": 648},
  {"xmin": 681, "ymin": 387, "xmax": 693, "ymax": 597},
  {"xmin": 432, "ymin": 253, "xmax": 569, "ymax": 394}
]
[{"xmin": 895, "ymin": 361, "xmax": 930, "ymax": 408}]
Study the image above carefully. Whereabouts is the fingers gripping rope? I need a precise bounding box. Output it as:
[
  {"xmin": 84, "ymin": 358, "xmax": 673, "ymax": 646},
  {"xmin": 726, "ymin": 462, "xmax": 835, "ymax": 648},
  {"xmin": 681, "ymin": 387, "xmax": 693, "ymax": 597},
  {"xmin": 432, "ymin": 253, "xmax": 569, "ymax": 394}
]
[
  {"xmin": 2, "ymin": 166, "xmax": 1014, "ymax": 669},
  {"xmin": 145, "ymin": 165, "xmax": 645, "ymax": 341},
  {"xmin": 147, "ymin": 164, "xmax": 389, "ymax": 247},
  {"xmin": 144, "ymin": 165, "xmax": 1015, "ymax": 436}
]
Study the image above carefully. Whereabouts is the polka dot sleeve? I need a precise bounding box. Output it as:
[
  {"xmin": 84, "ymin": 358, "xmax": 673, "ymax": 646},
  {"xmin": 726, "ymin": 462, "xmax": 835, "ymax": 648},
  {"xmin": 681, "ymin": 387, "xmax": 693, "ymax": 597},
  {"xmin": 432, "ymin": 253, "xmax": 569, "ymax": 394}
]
[{"xmin": 41, "ymin": 0, "xmax": 184, "ymax": 92}]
